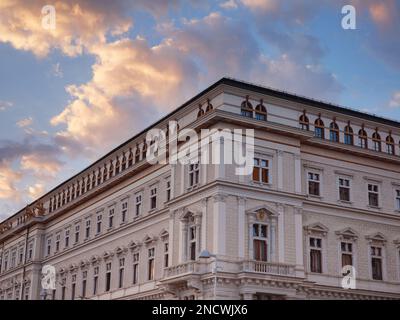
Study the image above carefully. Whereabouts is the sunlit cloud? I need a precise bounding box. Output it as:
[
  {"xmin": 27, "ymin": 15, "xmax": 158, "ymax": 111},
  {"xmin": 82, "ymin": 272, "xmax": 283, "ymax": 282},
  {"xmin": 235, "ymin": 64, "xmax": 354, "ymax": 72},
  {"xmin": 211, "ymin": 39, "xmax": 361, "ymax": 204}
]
[
  {"xmin": 0, "ymin": 100, "xmax": 13, "ymax": 111},
  {"xmin": 389, "ymin": 91, "xmax": 400, "ymax": 108},
  {"xmin": 16, "ymin": 117, "xmax": 33, "ymax": 128}
]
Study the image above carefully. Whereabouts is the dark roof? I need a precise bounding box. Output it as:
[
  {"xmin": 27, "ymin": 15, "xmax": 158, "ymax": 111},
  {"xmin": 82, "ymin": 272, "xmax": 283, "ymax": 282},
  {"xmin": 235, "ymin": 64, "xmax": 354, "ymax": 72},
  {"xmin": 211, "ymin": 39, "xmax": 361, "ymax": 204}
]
[{"xmin": 2, "ymin": 77, "xmax": 400, "ymax": 223}]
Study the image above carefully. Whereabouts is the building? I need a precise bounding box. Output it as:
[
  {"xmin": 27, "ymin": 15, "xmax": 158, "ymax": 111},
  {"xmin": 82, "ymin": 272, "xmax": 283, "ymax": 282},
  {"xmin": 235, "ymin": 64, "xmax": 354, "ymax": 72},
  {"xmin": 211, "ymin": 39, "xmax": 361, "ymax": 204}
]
[{"xmin": 1, "ymin": 78, "xmax": 400, "ymax": 300}]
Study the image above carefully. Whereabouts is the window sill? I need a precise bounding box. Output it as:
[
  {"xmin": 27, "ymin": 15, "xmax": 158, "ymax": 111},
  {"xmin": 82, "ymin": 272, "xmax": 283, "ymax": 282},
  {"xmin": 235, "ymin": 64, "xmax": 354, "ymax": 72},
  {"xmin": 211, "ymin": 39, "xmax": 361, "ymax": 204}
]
[
  {"xmin": 149, "ymin": 209, "xmax": 157, "ymax": 214},
  {"xmin": 307, "ymin": 194, "xmax": 322, "ymax": 200},
  {"xmin": 107, "ymin": 227, "xmax": 114, "ymax": 232},
  {"xmin": 338, "ymin": 200, "xmax": 353, "ymax": 205},
  {"xmin": 187, "ymin": 184, "xmax": 199, "ymax": 192},
  {"xmin": 84, "ymin": 237, "xmax": 90, "ymax": 242},
  {"xmin": 367, "ymin": 205, "xmax": 382, "ymax": 210},
  {"xmin": 120, "ymin": 222, "xmax": 126, "ymax": 226},
  {"xmin": 251, "ymin": 181, "xmax": 272, "ymax": 187}
]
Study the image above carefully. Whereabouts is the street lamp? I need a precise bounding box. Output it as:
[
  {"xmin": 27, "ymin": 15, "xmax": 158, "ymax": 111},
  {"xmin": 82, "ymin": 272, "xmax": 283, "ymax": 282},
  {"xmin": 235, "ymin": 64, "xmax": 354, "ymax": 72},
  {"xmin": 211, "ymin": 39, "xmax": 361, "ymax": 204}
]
[{"xmin": 199, "ymin": 250, "xmax": 220, "ymax": 300}]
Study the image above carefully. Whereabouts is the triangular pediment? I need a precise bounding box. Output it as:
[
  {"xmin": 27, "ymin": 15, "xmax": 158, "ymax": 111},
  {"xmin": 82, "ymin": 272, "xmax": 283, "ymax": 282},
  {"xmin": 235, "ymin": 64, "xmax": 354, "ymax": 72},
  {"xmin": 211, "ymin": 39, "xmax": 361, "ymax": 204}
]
[
  {"xmin": 365, "ymin": 232, "xmax": 386, "ymax": 243},
  {"xmin": 335, "ymin": 227, "xmax": 358, "ymax": 239},
  {"xmin": 304, "ymin": 222, "xmax": 329, "ymax": 235}
]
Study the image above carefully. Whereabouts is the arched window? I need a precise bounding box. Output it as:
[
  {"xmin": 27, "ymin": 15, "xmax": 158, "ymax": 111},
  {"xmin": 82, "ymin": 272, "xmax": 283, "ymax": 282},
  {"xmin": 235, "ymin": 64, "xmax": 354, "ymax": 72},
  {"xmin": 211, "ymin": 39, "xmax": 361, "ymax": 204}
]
[
  {"xmin": 197, "ymin": 105, "xmax": 204, "ymax": 118},
  {"xmin": 386, "ymin": 135, "xmax": 395, "ymax": 155},
  {"xmin": 358, "ymin": 128, "xmax": 368, "ymax": 149},
  {"xmin": 205, "ymin": 99, "xmax": 213, "ymax": 113},
  {"xmin": 128, "ymin": 148, "xmax": 133, "ymax": 167},
  {"xmin": 372, "ymin": 131, "xmax": 381, "ymax": 152},
  {"xmin": 314, "ymin": 117, "xmax": 325, "ymax": 139},
  {"xmin": 255, "ymin": 99, "xmax": 267, "ymax": 121},
  {"xmin": 329, "ymin": 121, "xmax": 339, "ymax": 142},
  {"xmin": 241, "ymin": 96, "xmax": 253, "ymax": 118},
  {"xmin": 299, "ymin": 112, "xmax": 309, "ymax": 130},
  {"xmin": 344, "ymin": 123, "xmax": 354, "ymax": 145}
]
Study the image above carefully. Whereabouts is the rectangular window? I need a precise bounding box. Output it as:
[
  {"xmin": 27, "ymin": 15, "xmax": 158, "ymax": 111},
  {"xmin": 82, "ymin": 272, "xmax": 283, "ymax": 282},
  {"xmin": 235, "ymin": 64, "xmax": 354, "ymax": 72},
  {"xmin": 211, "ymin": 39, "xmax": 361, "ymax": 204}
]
[
  {"xmin": 65, "ymin": 230, "xmax": 70, "ymax": 248},
  {"xmin": 47, "ymin": 238, "xmax": 51, "ymax": 256},
  {"xmin": 164, "ymin": 243, "xmax": 169, "ymax": 268},
  {"xmin": 344, "ymin": 133, "xmax": 353, "ymax": 145},
  {"xmin": 188, "ymin": 163, "xmax": 200, "ymax": 187},
  {"xmin": 166, "ymin": 180, "xmax": 171, "ymax": 202},
  {"xmin": 121, "ymin": 201, "xmax": 128, "ymax": 223},
  {"xmin": 252, "ymin": 158, "xmax": 269, "ymax": 183},
  {"xmin": 82, "ymin": 279, "xmax": 87, "ymax": 298},
  {"xmin": 150, "ymin": 187, "xmax": 157, "ymax": 210},
  {"xmin": 74, "ymin": 224, "xmax": 80, "ymax": 244},
  {"xmin": 314, "ymin": 127, "xmax": 324, "ymax": 139},
  {"xmin": 28, "ymin": 242, "xmax": 33, "ymax": 261},
  {"xmin": 135, "ymin": 193, "xmax": 142, "ymax": 216},
  {"xmin": 371, "ymin": 246, "xmax": 383, "ymax": 280},
  {"xmin": 253, "ymin": 224, "xmax": 268, "ymax": 261},
  {"xmin": 118, "ymin": 258, "xmax": 125, "ymax": 289},
  {"xmin": 18, "ymin": 247, "xmax": 24, "ymax": 264},
  {"xmin": 133, "ymin": 253, "xmax": 139, "ymax": 285},
  {"xmin": 148, "ymin": 248, "xmax": 155, "ymax": 281},
  {"xmin": 341, "ymin": 242, "xmax": 353, "ymax": 269},
  {"xmin": 339, "ymin": 178, "xmax": 350, "ymax": 201},
  {"xmin": 308, "ymin": 172, "xmax": 320, "ymax": 196},
  {"xmin": 310, "ymin": 237, "xmax": 322, "ymax": 273},
  {"xmin": 55, "ymin": 233, "xmax": 60, "ymax": 252},
  {"xmin": 93, "ymin": 267, "xmax": 99, "ymax": 295},
  {"xmin": 108, "ymin": 208, "xmax": 114, "ymax": 228},
  {"xmin": 97, "ymin": 214, "xmax": 102, "ymax": 234},
  {"xmin": 396, "ymin": 190, "xmax": 400, "ymax": 211},
  {"xmin": 85, "ymin": 219, "xmax": 91, "ymax": 239},
  {"xmin": 368, "ymin": 184, "xmax": 379, "ymax": 207},
  {"xmin": 105, "ymin": 262, "xmax": 112, "ymax": 292}
]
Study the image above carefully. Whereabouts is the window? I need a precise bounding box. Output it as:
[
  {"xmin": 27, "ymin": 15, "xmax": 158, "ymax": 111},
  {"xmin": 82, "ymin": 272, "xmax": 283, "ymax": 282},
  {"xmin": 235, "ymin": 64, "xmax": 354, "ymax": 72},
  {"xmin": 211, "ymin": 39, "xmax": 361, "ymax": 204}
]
[
  {"xmin": 188, "ymin": 163, "xmax": 200, "ymax": 187},
  {"xmin": 164, "ymin": 243, "xmax": 169, "ymax": 268},
  {"xmin": 371, "ymin": 246, "xmax": 383, "ymax": 280},
  {"xmin": 341, "ymin": 242, "xmax": 353, "ymax": 269},
  {"xmin": 148, "ymin": 248, "xmax": 155, "ymax": 281},
  {"xmin": 339, "ymin": 178, "xmax": 350, "ymax": 201},
  {"xmin": 252, "ymin": 158, "xmax": 269, "ymax": 183},
  {"xmin": 108, "ymin": 208, "xmax": 114, "ymax": 229},
  {"xmin": 119, "ymin": 258, "xmax": 125, "ymax": 288},
  {"xmin": 253, "ymin": 224, "xmax": 268, "ymax": 261},
  {"xmin": 121, "ymin": 201, "xmax": 128, "ymax": 223},
  {"xmin": 329, "ymin": 122, "xmax": 339, "ymax": 142},
  {"xmin": 135, "ymin": 193, "xmax": 142, "ymax": 216},
  {"xmin": 309, "ymin": 237, "xmax": 322, "ymax": 273},
  {"xmin": 386, "ymin": 135, "xmax": 395, "ymax": 155},
  {"xmin": 133, "ymin": 253, "xmax": 139, "ymax": 284},
  {"xmin": 314, "ymin": 118, "xmax": 325, "ymax": 139},
  {"xmin": 241, "ymin": 96, "xmax": 253, "ymax": 118},
  {"xmin": 189, "ymin": 226, "xmax": 197, "ymax": 261},
  {"xmin": 10, "ymin": 250, "xmax": 16, "ymax": 268},
  {"xmin": 166, "ymin": 180, "xmax": 171, "ymax": 202},
  {"xmin": 93, "ymin": 267, "xmax": 99, "ymax": 295},
  {"xmin": 307, "ymin": 172, "xmax": 320, "ymax": 196},
  {"xmin": 74, "ymin": 224, "xmax": 80, "ymax": 244},
  {"xmin": 97, "ymin": 214, "xmax": 102, "ymax": 234},
  {"xmin": 28, "ymin": 242, "xmax": 33, "ymax": 261},
  {"xmin": 18, "ymin": 247, "xmax": 23, "ymax": 264},
  {"xmin": 150, "ymin": 187, "xmax": 157, "ymax": 210},
  {"xmin": 82, "ymin": 271, "xmax": 87, "ymax": 298},
  {"xmin": 55, "ymin": 233, "xmax": 60, "ymax": 252},
  {"xmin": 344, "ymin": 125, "xmax": 354, "ymax": 145},
  {"xmin": 255, "ymin": 100, "xmax": 267, "ymax": 121},
  {"xmin": 105, "ymin": 262, "xmax": 112, "ymax": 292},
  {"xmin": 368, "ymin": 184, "xmax": 379, "ymax": 207},
  {"xmin": 358, "ymin": 129, "xmax": 368, "ymax": 148},
  {"xmin": 47, "ymin": 238, "xmax": 51, "ymax": 256},
  {"xmin": 372, "ymin": 131, "xmax": 382, "ymax": 152},
  {"xmin": 65, "ymin": 229, "xmax": 70, "ymax": 248},
  {"xmin": 396, "ymin": 190, "xmax": 400, "ymax": 211},
  {"xmin": 299, "ymin": 113, "xmax": 309, "ymax": 130},
  {"xmin": 85, "ymin": 219, "xmax": 91, "ymax": 239},
  {"xmin": 71, "ymin": 275, "xmax": 76, "ymax": 300}
]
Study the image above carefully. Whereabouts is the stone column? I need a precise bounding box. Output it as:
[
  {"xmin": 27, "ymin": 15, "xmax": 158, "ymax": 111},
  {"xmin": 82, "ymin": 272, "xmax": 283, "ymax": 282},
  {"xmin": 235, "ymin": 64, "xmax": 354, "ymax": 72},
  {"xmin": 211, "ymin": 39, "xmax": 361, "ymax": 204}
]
[
  {"xmin": 214, "ymin": 136, "xmax": 225, "ymax": 180},
  {"xmin": 237, "ymin": 197, "xmax": 246, "ymax": 258},
  {"xmin": 294, "ymin": 207, "xmax": 305, "ymax": 277},
  {"xmin": 213, "ymin": 194, "xmax": 226, "ymax": 255},
  {"xmin": 168, "ymin": 211, "xmax": 175, "ymax": 267},
  {"xmin": 270, "ymin": 219, "xmax": 276, "ymax": 262},
  {"xmin": 277, "ymin": 204, "xmax": 285, "ymax": 263},
  {"xmin": 294, "ymin": 154, "xmax": 302, "ymax": 194},
  {"xmin": 277, "ymin": 150, "xmax": 284, "ymax": 190},
  {"xmin": 200, "ymin": 198, "xmax": 208, "ymax": 251},
  {"xmin": 248, "ymin": 214, "xmax": 255, "ymax": 260}
]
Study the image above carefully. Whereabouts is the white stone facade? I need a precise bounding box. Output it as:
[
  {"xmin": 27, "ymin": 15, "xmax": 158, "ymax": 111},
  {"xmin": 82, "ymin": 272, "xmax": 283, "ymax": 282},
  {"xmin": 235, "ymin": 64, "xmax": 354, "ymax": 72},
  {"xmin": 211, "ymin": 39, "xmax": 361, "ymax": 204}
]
[{"xmin": 1, "ymin": 78, "xmax": 400, "ymax": 300}]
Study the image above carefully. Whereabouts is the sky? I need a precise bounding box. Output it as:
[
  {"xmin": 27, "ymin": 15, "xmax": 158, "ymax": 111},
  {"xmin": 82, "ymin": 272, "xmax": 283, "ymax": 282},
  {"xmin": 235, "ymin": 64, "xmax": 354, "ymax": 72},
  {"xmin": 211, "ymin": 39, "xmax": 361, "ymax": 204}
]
[{"xmin": 0, "ymin": 0, "xmax": 399, "ymax": 221}]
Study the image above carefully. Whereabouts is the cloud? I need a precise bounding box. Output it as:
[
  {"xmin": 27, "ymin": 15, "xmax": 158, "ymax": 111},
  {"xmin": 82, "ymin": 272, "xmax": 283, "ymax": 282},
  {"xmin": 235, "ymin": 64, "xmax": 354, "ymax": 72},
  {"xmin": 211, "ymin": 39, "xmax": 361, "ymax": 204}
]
[
  {"xmin": 20, "ymin": 153, "xmax": 63, "ymax": 177},
  {"xmin": 389, "ymin": 91, "xmax": 400, "ymax": 108},
  {"xmin": 240, "ymin": 0, "xmax": 278, "ymax": 12},
  {"xmin": 0, "ymin": 100, "xmax": 13, "ymax": 111},
  {"xmin": 27, "ymin": 183, "xmax": 46, "ymax": 200},
  {"xmin": 52, "ymin": 62, "xmax": 63, "ymax": 78},
  {"xmin": 0, "ymin": 162, "xmax": 22, "ymax": 201},
  {"xmin": 220, "ymin": 0, "xmax": 238, "ymax": 9},
  {"xmin": 16, "ymin": 117, "xmax": 33, "ymax": 128}
]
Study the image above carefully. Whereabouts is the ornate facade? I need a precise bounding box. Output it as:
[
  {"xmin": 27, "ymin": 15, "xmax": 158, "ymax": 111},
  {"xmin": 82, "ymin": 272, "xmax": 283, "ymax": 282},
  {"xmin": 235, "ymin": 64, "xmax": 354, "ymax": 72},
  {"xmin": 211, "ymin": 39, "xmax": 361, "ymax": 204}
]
[{"xmin": 1, "ymin": 78, "xmax": 400, "ymax": 300}]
